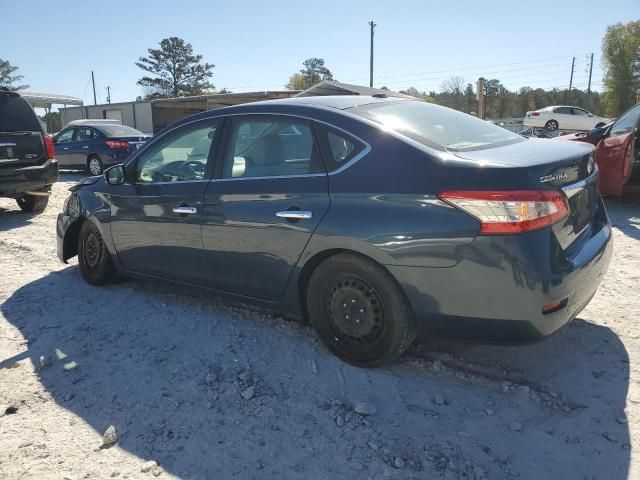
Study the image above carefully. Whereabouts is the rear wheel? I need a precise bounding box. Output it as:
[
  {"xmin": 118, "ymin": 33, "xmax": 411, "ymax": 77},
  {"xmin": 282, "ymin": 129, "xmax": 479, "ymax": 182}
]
[
  {"xmin": 306, "ymin": 252, "xmax": 416, "ymax": 367},
  {"xmin": 545, "ymin": 119, "xmax": 559, "ymax": 131},
  {"xmin": 78, "ymin": 221, "xmax": 116, "ymax": 285},
  {"xmin": 16, "ymin": 193, "xmax": 49, "ymax": 213},
  {"xmin": 87, "ymin": 155, "xmax": 104, "ymax": 176}
]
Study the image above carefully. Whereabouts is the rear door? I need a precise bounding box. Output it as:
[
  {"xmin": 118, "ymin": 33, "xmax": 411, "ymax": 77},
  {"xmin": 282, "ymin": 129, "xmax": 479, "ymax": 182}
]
[
  {"xmin": 594, "ymin": 105, "xmax": 640, "ymax": 196},
  {"xmin": 571, "ymin": 108, "xmax": 591, "ymax": 131},
  {"xmin": 71, "ymin": 127, "xmax": 98, "ymax": 165},
  {"xmin": 109, "ymin": 118, "xmax": 221, "ymax": 284},
  {"xmin": 201, "ymin": 115, "xmax": 330, "ymax": 301}
]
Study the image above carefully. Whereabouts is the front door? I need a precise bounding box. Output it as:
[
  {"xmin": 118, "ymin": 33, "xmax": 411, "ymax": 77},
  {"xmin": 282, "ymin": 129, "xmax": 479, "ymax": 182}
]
[
  {"xmin": 595, "ymin": 105, "xmax": 640, "ymax": 196},
  {"xmin": 53, "ymin": 127, "xmax": 75, "ymax": 165},
  {"xmin": 202, "ymin": 115, "xmax": 330, "ymax": 301},
  {"xmin": 109, "ymin": 118, "xmax": 221, "ymax": 284}
]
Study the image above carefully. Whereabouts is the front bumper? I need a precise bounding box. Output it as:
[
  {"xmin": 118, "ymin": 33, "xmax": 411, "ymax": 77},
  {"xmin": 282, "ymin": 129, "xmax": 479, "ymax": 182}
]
[
  {"xmin": 389, "ymin": 200, "xmax": 613, "ymax": 343},
  {"xmin": 0, "ymin": 159, "xmax": 59, "ymax": 196}
]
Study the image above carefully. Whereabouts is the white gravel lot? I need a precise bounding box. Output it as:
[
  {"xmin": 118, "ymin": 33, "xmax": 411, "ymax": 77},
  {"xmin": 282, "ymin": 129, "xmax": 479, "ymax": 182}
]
[{"xmin": 0, "ymin": 173, "xmax": 638, "ymax": 480}]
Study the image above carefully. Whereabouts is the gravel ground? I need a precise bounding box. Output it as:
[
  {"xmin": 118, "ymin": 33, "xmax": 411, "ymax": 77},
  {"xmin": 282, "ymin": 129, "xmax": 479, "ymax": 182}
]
[{"xmin": 0, "ymin": 173, "xmax": 638, "ymax": 480}]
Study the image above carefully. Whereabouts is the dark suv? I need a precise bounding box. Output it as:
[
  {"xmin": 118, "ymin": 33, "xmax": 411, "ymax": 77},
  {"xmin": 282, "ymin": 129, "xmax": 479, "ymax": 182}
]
[{"xmin": 0, "ymin": 88, "xmax": 58, "ymax": 212}]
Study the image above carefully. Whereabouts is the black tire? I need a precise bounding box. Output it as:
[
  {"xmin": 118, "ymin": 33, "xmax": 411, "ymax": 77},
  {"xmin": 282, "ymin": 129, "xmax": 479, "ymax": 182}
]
[
  {"xmin": 78, "ymin": 220, "xmax": 116, "ymax": 285},
  {"xmin": 87, "ymin": 155, "xmax": 104, "ymax": 176},
  {"xmin": 545, "ymin": 119, "xmax": 559, "ymax": 131},
  {"xmin": 306, "ymin": 252, "xmax": 416, "ymax": 367},
  {"xmin": 16, "ymin": 193, "xmax": 49, "ymax": 213}
]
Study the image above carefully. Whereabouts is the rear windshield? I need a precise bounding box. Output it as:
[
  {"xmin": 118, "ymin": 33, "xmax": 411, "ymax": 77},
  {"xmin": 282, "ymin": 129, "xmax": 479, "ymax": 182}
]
[
  {"xmin": 350, "ymin": 100, "xmax": 524, "ymax": 152},
  {"xmin": 0, "ymin": 93, "xmax": 41, "ymax": 131},
  {"xmin": 97, "ymin": 125, "xmax": 144, "ymax": 137}
]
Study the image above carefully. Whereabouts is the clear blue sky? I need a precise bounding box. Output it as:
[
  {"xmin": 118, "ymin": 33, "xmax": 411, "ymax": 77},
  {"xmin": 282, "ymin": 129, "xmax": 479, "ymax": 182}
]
[{"xmin": 2, "ymin": 0, "xmax": 637, "ymax": 105}]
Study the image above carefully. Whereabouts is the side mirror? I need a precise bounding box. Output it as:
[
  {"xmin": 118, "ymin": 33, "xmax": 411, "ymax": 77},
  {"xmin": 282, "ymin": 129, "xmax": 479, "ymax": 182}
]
[
  {"xmin": 104, "ymin": 164, "xmax": 125, "ymax": 185},
  {"xmin": 586, "ymin": 127, "xmax": 605, "ymax": 141}
]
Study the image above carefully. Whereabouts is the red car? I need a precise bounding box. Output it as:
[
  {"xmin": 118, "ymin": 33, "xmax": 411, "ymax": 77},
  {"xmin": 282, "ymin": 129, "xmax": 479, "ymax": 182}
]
[{"xmin": 557, "ymin": 104, "xmax": 640, "ymax": 197}]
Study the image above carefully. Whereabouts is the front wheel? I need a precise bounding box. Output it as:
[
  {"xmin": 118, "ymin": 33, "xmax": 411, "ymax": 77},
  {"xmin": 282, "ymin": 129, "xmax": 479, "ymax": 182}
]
[
  {"xmin": 16, "ymin": 193, "xmax": 49, "ymax": 213},
  {"xmin": 307, "ymin": 252, "xmax": 416, "ymax": 367},
  {"xmin": 545, "ymin": 120, "xmax": 559, "ymax": 131},
  {"xmin": 78, "ymin": 221, "xmax": 116, "ymax": 285}
]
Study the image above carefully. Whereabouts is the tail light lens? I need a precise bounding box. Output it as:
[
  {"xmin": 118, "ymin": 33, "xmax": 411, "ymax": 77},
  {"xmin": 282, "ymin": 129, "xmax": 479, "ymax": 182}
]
[
  {"xmin": 531, "ymin": 112, "xmax": 540, "ymax": 116},
  {"xmin": 439, "ymin": 190, "xmax": 569, "ymax": 234},
  {"xmin": 105, "ymin": 140, "xmax": 129, "ymax": 149},
  {"xmin": 44, "ymin": 134, "xmax": 55, "ymax": 159}
]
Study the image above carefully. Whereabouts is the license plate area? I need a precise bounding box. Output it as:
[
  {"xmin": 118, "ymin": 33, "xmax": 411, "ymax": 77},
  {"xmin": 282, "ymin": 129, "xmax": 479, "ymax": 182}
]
[{"xmin": 569, "ymin": 183, "xmax": 597, "ymax": 233}]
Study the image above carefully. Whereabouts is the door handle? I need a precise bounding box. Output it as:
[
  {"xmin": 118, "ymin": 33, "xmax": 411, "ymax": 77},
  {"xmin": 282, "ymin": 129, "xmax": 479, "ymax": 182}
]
[
  {"xmin": 82, "ymin": 146, "xmax": 88, "ymax": 149},
  {"xmin": 63, "ymin": 147, "xmax": 69, "ymax": 150},
  {"xmin": 172, "ymin": 206, "xmax": 197, "ymax": 215},
  {"xmin": 276, "ymin": 210, "xmax": 312, "ymax": 220}
]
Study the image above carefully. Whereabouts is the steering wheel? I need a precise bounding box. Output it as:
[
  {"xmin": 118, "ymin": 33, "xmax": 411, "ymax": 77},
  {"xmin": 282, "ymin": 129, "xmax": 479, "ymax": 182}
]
[{"xmin": 180, "ymin": 160, "xmax": 206, "ymax": 178}]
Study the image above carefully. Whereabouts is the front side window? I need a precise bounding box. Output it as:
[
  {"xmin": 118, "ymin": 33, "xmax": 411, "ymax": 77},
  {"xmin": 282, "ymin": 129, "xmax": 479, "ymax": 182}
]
[
  {"xmin": 572, "ymin": 108, "xmax": 589, "ymax": 116},
  {"xmin": 610, "ymin": 105, "xmax": 640, "ymax": 137},
  {"xmin": 222, "ymin": 117, "xmax": 323, "ymax": 178},
  {"xmin": 56, "ymin": 129, "xmax": 74, "ymax": 144},
  {"xmin": 350, "ymin": 100, "xmax": 523, "ymax": 152},
  {"xmin": 136, "ymin": 121, "xmax": 218, "ymax": 183}
]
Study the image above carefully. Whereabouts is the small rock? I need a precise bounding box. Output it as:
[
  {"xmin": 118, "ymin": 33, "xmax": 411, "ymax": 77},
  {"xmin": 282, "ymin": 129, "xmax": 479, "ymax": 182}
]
[
  {"xmin": 433, "ymin": 395, "xmax": 446, "ymax": 406},
  {"xmin": 39, "ymin": 355, "xmax": 52, "ymax": 368},
  {"xmin": 432, "ymin": 360, "xmax": 443, "ymax": 372},
  {"xmin": 603, "ymin": 432, "xmax": 617, "ymax": 443},
  {"xmin": 616, "ymin": 416, "xmax": 627, "ymax": 425},
  {"xmin": 350, "ymin": 461, "xmax": 364, "ymax": 471},
  {"xmin": 103, "ymin": 425, "xmax": 118, "ymax": 446},
  {"xmin": 63, "ymin": 361, "xmax": 78, "ymax": 371},
  {"xmin": 336, "ymin": 415, "xmax": 345, "ymax": 427},
  {"xmin": 238, "ymin": 371, "xmax": 251, "ymax": 382},
  {"xmin": 501, "ymin": 381, "xmax": 511, "ymax": 392},
  {"xmin": 205, "ymin": 373, "xmax": 216, "ymax": 386},
  {"xmin": 354, "ymin": 402, "xmax": 376, "ymax": 416},
  {"xmin": 484, "ymin": 409, "xmax": 495, "ymax": 416},
  {"xmin": 141, "ymin": 460, "xmax": 158, "ymax": 473},
  {"xmin": 473, "ymin": 466, "xmax": 486, "ymax": 477},
  {"xmin": 367, "ymin": 440, "xmax": 380, "ymax": 451},
  {"xmin": 393, "ymin": 457, "xmax": 406, "ymax": 469},
  {"xmin": 509, "ymin": 422, "xmax": 522, "ymax": 432},
  {"xmin": 152, "ymin": 466, "xmax": 163, "ymax": 477},
  {"xmin": 4, "ymin": 404, "xmax": 19, "ymax": 415},
  {"xmin": 240, "ymin": 386, "xmax": 255, "ymax": 400},
  {"xmin": 517, "ymin": 385, "xmax": 530, "ymax": 395}
]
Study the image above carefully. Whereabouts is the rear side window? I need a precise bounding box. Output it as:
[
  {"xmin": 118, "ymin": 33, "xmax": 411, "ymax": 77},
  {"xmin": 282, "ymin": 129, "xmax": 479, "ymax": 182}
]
[
  {"xmin": 317, "ymin": 125, "xmax": 366, "ymax": 172},
  {"xmin": 0, "ymin": 93, "xmax": 41, "ymax": 131}
]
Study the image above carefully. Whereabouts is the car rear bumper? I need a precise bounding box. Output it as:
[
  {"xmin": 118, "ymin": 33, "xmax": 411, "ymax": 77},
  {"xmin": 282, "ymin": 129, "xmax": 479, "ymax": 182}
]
[
  {"xmin": 388, "ymin": 199, "xmax": 613, "ymax": 343},
  {"xmin": 0, "ymin": 159, "xmax": 59, "ymax": 196}
]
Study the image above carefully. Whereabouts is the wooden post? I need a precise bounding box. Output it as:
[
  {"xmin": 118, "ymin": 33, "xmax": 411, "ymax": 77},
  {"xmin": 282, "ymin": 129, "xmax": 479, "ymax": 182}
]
[{"xmin": 477, "ymin": 77, "xmax": 485, "ymax": 119}]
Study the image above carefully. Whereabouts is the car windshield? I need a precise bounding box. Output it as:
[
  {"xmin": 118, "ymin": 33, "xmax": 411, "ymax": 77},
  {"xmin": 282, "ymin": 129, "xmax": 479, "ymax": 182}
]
[
  {"xmin": 97, "ymin": 125, "xmax": 144, "ymax": 137},
  {"xmin": 350, "ymin": 100, "xmax": 524, "ymax": 151}
]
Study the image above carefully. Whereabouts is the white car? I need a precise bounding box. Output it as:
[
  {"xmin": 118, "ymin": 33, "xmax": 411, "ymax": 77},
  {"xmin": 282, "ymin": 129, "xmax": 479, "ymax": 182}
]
[{"xmin": 524, "ymin": 106, "xmax": 609, "ymax": 132}]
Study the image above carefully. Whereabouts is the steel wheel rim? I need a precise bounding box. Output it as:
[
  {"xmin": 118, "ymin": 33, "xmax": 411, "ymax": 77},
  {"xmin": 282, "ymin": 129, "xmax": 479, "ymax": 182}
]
[
  {"xmin": 84, "ymin": 230, "xmax": 102, "ymax": 268},
  {"xmin": 547, "ymin": 121, "xmax": 557, "ymax": 131},
  {"xmin": 89, "ymin": 159, "xmax": 101, "ymax": 175},
  {"xmin": 323, "ymin": 274, "xmax": 387, "ymax": 352}
]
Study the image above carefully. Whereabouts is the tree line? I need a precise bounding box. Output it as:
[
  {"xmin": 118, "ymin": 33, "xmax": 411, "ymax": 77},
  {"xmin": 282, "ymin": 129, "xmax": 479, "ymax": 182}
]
[{"xmin": 396, "ymin": 80, "xmax": 604, "ymax": 118}]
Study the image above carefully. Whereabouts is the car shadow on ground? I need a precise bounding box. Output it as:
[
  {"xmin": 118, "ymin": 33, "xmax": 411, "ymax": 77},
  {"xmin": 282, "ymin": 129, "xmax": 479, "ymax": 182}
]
[
  {"xmin": 0, "ymin": 266, "xmax": 631, "ymax": 479},
  {"xmin": 606, "ymin": 198, "xmax": 640, "ymax": 241}
]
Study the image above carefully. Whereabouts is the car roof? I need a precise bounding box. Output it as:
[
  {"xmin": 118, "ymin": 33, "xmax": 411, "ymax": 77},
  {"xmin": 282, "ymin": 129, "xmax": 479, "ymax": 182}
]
[{"xmin": 235, "ymin": 95, "xmax": 410, "ymax": 111}]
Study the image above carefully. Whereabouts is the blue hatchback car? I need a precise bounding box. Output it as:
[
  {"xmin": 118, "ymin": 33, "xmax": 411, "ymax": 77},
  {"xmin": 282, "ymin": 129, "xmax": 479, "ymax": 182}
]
[{"xmin": 54, "ymin": 122, "xmax": 150, "ymax": 175}]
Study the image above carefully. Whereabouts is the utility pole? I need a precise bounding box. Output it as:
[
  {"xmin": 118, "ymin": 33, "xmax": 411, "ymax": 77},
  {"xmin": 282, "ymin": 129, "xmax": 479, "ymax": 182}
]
[
  {"xmin": 477, "ymin": 77, "xmax": 485, "ymax": 119},
  {"xmin": 587, "ymin": 53, "xmax": 594, "ymax": 95},
  {"xmin": 568, "ymin": 57, "xmax": 575, "ymax": 103},
  {"xmin": 91, "ymin": 71, "xmax": 97, "ymax": 105},
  {"xmin": 106, "ymin": 86, "xmax": 111, "ymax": 104},
  {"xmin": 368, "ymin": 21, "xmax": 376, "ymax": 88}
]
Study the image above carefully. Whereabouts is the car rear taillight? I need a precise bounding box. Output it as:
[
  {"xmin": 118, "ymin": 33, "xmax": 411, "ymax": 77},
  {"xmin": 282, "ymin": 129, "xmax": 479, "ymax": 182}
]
[
  {"xmin": 105, "ymin": 140, "xmax": 129, "ymax": 149},
  {"xmin": 531, "ymin": 112, "xmax": 540, "ymax": 116},
  {"xmin": 44, "ymin": 134, "xmax": 55, "ymax": 159},
  {"xmin": 438, "ymin": 190, "xmax": 569, "ymax": 234}
]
